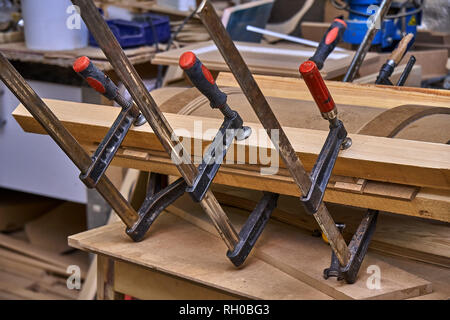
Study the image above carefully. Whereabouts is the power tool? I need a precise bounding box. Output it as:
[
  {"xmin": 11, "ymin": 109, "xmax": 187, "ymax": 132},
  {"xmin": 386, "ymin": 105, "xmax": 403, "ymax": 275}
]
[{"xmin": 331, "ymin": 0, "xmax": 424, "ymax": 50}]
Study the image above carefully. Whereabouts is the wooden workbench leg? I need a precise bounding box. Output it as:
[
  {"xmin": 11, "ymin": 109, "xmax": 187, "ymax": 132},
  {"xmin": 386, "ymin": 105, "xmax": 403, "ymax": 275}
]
[{"xmin": 97, "ymin": 254, "xmax": 124, "ymax": 300}]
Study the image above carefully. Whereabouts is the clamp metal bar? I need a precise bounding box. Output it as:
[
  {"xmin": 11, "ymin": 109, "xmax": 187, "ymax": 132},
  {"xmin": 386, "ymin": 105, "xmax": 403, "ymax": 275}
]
[
  {"xmin": 195, "ymin": 0, "xmax": 351, "ymax": 266},
  {"xmin": 71, "ymin": 0, "xmax": 240, "ymax": 251},
  {"xmin": 343, "ymin": 0, "xmax": 393, "ymax": 82},
  {"xmin": 0, "ymin": 52, "xmax": 139, "ymax": 229}
]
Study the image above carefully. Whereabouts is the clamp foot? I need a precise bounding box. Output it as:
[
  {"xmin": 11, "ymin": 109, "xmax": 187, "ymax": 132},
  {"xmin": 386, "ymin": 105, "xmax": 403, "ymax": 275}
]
[{"xmin": 323, "ymin": 210, "xmax": 378, "ymax": 283}]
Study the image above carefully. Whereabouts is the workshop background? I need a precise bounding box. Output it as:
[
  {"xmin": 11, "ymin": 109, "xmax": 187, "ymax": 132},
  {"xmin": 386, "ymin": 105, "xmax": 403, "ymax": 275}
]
[{"xmin": 0, "ymin": 0, "xmax": 449, "ymax": 300}]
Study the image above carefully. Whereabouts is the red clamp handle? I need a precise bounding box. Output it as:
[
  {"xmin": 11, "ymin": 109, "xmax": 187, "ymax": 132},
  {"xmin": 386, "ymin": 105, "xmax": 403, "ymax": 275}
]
[
  {"xmin": 299, "ymin": 60, "xmax": 336, "ymax": 117},
  {"xmin": 73, "ymin": 56, "xmax": 118, "ymax": 100},
  {"xmin": 309, "ymin": 18, "xmax": 347, "ymax": 70},
  {"xmin": 179, "ymin": 51, "xmax": 227, "ymax": 109}
]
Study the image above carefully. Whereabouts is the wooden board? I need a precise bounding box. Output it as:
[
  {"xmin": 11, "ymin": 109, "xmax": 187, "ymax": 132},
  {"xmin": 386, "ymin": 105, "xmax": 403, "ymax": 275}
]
[
  {"xmin": 216, "ymin": 72, "xmax": 450, "ymax": 109},
  {"xmin": 357, "ymin": 49, "xmax": 449, "ymax": 80},
  {"xmin": 103, "ymin": 147, "xmax": 450, "ymax": 222},
  {"xmin": 0, "ymin": 31, "xmax": 24, "ymax": 44},
  {"xmin": 354, "ymin": 64, "xmax": 422, "ymax": 88},
  {"xmin": 77, "ymin": 168, "xmax": 140, "ymax": 300},
  {"xmin": 68, "ymin": 216, "xmax": 332, "ymax": 300},
  {"xmin": 152, "ymin": 40, "xmax": 377, "ymax": 79},
  {"xmin": 0, "ymin": 252, "xmax": 79, "ymax": 300},
  {"xmin": 12, "ymin": 99, "xmax": 450, "ymax": 222},
  {"xmin": 114, "ymin": 260, "xmax": 240, "ymax": 299},
  {"xmin": 0, "ymin": 233, "xmax": 88, "ymax": 277},
  {"xmin": 12, "ymin": 99, "xmax": 450, "ymax": 191},
  {"xmin": 167, "ymin": 198, "xmax": 432, "ymax": 300},
  {"xmin": 210, "ymin": 185, "xmax": 450, "ymax": 268},
  {"xmin": 159, "ymin": 87, "xmax": 450, "ymax": 144},
  {"xmin": 25, "ymin": 202, "xmax": 87, "ymax": 254}
]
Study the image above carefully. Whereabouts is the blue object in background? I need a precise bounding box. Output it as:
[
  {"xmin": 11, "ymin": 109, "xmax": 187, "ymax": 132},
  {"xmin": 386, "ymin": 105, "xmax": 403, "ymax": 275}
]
[
  {"xmin": 343, "ymin": 0, "xmax": 422, "ymax": 50},
  {"xmin": 89, "ymin": 13, "xmax": 171, "ymax": 48}
]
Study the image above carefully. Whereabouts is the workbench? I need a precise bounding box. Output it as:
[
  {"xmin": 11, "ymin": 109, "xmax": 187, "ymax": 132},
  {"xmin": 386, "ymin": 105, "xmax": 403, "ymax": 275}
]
[
  {"xmin": 69, "ymin": 213, "xmax": 331, "ymax": 300},
  {"xmin": 68, "ymin": 193, "xmax": 449, "ymax": 300}
]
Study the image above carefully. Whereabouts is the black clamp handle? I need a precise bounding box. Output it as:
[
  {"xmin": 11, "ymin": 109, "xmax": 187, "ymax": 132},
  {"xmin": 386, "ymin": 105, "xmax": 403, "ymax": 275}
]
[
  {"xmin": 73, "ymin": 56, "xmax": 118, "ymax": 100},
  {"xmin": 309, "ymin": 18, "xmax": 347, "ymax": 70},
  {"xmin": 179, "ymin": 51, "xmax": 227, "ymax": 109}
]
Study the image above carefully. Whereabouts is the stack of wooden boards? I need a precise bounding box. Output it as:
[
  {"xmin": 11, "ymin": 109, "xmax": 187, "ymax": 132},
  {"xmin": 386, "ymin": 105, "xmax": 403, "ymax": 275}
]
[
  {"xmin": 13, "ymin": 76, "xmax": 450, "ymax": 222},
  {"xmin": 0, "ymin": 188, "xmax": 89, "ymax": 300},
  {"xmin": 0, "ymin": 42, "xmax": 155, "ymax": 71}
]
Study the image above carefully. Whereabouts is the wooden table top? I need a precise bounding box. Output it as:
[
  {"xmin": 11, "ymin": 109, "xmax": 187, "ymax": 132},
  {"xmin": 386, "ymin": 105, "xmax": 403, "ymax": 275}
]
[{"xmin": 68, "ymin": 211, "xmax": 332, "ymax": 300}]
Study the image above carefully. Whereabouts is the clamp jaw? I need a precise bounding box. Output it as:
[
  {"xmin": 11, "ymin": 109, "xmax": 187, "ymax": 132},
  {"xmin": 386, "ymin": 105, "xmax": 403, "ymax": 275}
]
[
  {"xmin": 180, "ymin": 52, "xmax": 279, "ymax": 267},
  {"xmin": 73, "ymin": 54, "xmax": 278, "ymax": 267},
  {"xmin": 179, "ymin": 51, "xmax": 252, "ymax": 201},
  {"xmin": 74, "ymin": 57, "xmax": 188, "ymax": 242},
  {"xmin": 299, "ymin": 61, "xmax": 352, "ymax": 214},
  {"xmin": 73, "ymin": 56, "xmax": 146, "ymax": 188},
  {"xmin": 299, "ymin": 60, "xmax": 378, "ymax": 284}
]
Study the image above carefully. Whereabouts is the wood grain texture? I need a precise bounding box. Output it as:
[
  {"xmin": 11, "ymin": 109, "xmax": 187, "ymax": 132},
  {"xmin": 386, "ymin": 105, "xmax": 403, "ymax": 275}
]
[
  {"xmin": 106, "ymin": 147, "xmax": 450, "ymax": 222},
  {"xmin": 210, "ymin": 185, "xmax": 450, "ymax": 268},
  {"xmin": 0, "ymin": 42, "xmax": 155, "ymax": 71},
  {"xmin": 68, "ymin": 217, "xmax": 332, "ymax": 300},
  {"xmin": 165, "ymin": 196, "xmax": 432, "ymax": 300},
  {"xmin": 12, "ymin": 98, "xmax": 450, "ymax": 221},
  {"xmin": 12, "ymin": 99, "xmax": 450, "ymax": 191},
  {"xmin": 216, "ymin": 72, "xmax": 450, "ymax": 109}
]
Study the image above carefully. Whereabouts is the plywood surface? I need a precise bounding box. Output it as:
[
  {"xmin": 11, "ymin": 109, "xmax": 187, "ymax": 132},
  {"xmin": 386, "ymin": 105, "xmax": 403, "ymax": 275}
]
[
  {"xmin": 211, "ymin": 185, "xmax": 450, "ymax": 268},
  {"xmin": 68, "ymin": 202, "xmax": 432, "ymax": 300},
  {"xmin": 68, "ymin": 216, "xmax": 332, "ymax": 300}
]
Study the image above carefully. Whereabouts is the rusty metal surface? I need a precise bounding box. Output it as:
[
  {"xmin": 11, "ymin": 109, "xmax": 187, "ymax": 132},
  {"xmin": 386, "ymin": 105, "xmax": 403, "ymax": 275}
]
[
  {"xmin": 0, "ymin": 52, "xmax": 139, "ymax": 228},
  {"xmin": 196, "ymin": 0, "xmax": 351, "ymax": 266},
  {"xmin": 72, "ymin": 0, "xmax": 239, "ymax": 249}
]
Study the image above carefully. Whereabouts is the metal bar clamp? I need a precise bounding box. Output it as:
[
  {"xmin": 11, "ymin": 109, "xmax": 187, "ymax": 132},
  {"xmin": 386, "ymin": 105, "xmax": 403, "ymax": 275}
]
[
  {"xmin": 73, "ymin": 57, "xmax": 146, "ymax": 188},
  {"xmin": 300, "ymin": 60, "xmax": 378, "ymax": 283},
  {"xmin": 180, "ymin": 52, "xmax": 279, "ymax": 266}
]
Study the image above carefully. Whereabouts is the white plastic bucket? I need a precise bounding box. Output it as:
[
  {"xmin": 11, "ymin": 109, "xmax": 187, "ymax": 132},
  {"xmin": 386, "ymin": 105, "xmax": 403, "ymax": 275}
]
[{"xmin": 21, "ymin": 0, "xmax": 88, "ymax": 51}]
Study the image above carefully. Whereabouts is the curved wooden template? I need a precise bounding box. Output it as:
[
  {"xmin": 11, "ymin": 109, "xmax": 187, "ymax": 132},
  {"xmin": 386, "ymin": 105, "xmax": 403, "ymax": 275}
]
[
  {"xmin": 358, "ymin": 105, "xmax": 450, "ymax": 140},
  {"xmin": 161, "ymin": 88, "xmax": 450, "ymax": 145},
  {"xmin": 160, "ymin": 87, "xmax": 384, "ymax": 133}
]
